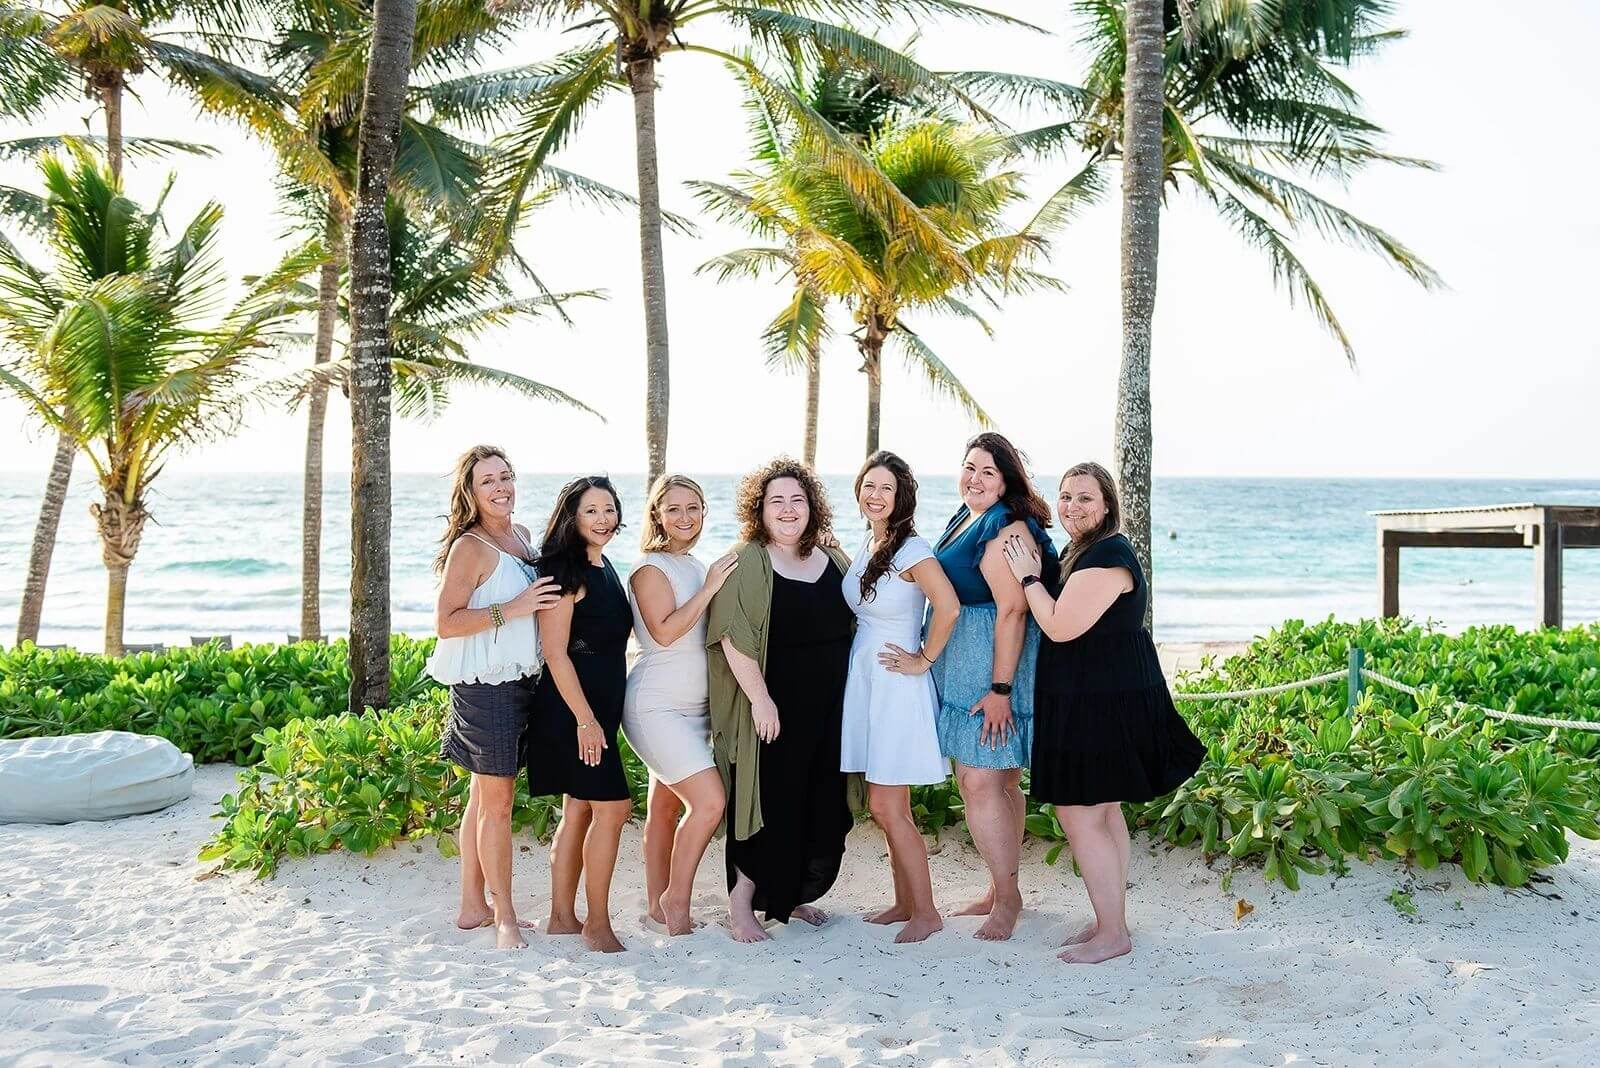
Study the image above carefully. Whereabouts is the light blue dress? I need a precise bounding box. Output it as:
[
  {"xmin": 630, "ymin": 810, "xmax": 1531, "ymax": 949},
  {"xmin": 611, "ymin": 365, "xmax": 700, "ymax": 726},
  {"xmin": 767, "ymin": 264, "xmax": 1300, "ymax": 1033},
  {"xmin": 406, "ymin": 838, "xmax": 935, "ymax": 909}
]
[{"xmin": 928, "ymin": 503, "xmax": 1060, "ymax": 770}]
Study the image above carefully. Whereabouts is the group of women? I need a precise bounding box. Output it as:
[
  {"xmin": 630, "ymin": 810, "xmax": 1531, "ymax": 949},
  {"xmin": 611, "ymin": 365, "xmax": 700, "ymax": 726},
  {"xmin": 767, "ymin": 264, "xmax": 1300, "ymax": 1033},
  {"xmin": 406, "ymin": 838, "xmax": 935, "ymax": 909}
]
[{"xmin": 426, "ymin": 434, "xmax": 1205, "ymax": 964}]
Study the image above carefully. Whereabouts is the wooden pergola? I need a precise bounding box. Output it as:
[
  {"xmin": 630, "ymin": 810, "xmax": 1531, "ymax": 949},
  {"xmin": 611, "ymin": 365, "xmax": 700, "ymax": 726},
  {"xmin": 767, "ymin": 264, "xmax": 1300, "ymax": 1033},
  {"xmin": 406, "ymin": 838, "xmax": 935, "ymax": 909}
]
[{"xmin": 1372, "ymin": 504, "xmax": 1600, "ymax": 629}]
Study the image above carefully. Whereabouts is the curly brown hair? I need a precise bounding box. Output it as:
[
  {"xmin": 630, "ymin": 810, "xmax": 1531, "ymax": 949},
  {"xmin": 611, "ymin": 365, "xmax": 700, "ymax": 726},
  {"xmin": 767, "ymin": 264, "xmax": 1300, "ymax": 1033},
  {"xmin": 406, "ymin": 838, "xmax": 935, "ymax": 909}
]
[{"xmin": 734, "ymin": 457, "xmax": 833, "ymax": 557}]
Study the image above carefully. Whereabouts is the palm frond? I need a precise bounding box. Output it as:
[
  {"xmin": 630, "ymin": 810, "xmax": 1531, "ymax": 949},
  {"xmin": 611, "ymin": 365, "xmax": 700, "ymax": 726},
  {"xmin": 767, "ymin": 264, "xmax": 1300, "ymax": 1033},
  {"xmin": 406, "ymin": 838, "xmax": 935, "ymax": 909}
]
[
  {"xmin": 693, "ymin": 245, "xmax": 793, "ymax": 284},
  {"xmin": 890, "ymin": 324, "xmax": 990, "ymax": 426},
  {"xmin": 760, "ymin": 283, "xmax": 829, "ymax": 371},
  {"xmin": 942, "ymin": 70, "xmax": 1095, "ymax": 112}
]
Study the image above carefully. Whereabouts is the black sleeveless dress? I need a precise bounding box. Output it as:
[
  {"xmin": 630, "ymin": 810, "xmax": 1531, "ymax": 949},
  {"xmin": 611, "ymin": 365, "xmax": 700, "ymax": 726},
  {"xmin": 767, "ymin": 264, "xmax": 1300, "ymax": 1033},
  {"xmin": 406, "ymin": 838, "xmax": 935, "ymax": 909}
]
[
  {"xmin": 1030, "ymin": 534, "xmax": 1205, "ymax": 807},
  {"xmin": 526, "ymin": 558, "xmax": 633, "ymax": 802},
  {"xmin": 725, "ymin": 558, "xmax": 855, "ymax": 923}
]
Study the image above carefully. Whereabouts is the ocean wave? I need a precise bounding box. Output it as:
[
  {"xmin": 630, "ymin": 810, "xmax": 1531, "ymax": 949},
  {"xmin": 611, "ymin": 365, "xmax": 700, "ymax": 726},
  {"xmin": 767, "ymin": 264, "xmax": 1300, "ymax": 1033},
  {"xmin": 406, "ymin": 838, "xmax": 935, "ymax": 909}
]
[{"xmin": 154, "ymin": 557, "xmax": 284, "ymax": 576}]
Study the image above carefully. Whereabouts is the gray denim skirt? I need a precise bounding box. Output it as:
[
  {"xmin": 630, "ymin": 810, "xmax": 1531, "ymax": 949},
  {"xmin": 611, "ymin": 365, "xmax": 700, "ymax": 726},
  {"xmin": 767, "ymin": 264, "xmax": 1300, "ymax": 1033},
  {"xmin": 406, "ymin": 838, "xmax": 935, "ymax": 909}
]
[{"xmin": 440, "ymin": 674, "xmax": 540, "ymax": 777}]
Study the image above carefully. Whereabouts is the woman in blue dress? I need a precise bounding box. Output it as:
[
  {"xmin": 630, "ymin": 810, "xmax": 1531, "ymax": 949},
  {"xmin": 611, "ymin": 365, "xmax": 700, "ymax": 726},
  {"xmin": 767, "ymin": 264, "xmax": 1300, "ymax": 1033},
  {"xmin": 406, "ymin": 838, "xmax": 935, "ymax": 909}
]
[{"xmin": 929, "ymin": 432, "xmax": 1059, "ymax": 941}]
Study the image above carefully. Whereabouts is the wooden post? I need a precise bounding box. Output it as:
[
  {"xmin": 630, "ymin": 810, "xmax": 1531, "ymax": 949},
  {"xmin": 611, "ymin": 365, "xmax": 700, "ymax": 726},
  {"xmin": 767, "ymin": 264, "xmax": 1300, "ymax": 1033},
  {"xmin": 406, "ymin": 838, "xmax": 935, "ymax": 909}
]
[
  {"xmin": 1534, "ymin": 512, "xmax": 1562, "ymax": 629},
  {"xmin": 1378, "ymin": 528, "xmax": 1400, "ymax": 618},
  {"xmin": 1346, "ymin": 646, "xmax": 1365, "ymax": 713}
]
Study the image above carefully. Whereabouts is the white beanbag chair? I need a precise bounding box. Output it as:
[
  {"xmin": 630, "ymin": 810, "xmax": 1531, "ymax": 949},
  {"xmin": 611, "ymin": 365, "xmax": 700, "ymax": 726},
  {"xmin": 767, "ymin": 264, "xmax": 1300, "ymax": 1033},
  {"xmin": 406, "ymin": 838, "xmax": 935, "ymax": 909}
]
[{"xmin": 0, "ymin": 731, "xmax": 194, "ymax": 824}]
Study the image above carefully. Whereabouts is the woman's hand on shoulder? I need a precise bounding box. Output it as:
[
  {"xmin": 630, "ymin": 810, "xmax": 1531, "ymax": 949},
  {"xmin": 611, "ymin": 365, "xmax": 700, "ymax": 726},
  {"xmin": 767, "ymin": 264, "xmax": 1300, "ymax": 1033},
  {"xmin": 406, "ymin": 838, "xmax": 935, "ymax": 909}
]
[
  {"xmin": 701, "ymin": 552, "xmax": 739, "ymax": 597},
  {"xmin": 506, "ymin": 575, "xmax": 562, "ymax": 617},
  {"xmin": 1000, "ymin": 532, "xmax": 1043, "ymax": 583}
]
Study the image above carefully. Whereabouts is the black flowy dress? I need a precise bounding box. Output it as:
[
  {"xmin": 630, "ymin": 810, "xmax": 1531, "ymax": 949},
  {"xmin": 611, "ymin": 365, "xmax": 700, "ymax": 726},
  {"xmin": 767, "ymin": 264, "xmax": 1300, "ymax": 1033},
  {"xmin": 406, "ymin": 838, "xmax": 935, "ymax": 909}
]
[
  {"xmin": 526, "ymin": 559, "xmax": 634, "ymax": 802},
  {"xmin": 1030, "ymin": 533, "xmax": 1206, "ymax": 806},
  {"xmin": 725, "ymin": 558, "xmax": 855, "ymax": 922}
]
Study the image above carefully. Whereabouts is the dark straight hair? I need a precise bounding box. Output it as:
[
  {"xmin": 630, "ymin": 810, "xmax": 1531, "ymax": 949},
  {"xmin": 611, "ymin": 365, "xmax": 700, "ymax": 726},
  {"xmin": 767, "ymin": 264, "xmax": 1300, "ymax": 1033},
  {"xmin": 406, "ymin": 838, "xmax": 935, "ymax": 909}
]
[
  {"xmin": 537, "ymin": 475, "xmax": 624, "ymax": 596},
  {"xmin": 965, "ymin": 432, "xmax": 1051, "ymax": 528}
]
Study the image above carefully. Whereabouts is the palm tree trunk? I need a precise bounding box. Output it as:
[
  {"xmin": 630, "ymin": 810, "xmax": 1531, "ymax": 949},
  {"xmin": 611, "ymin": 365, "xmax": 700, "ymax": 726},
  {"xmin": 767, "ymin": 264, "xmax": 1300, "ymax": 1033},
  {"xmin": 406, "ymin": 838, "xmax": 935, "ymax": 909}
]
[
  {"xmin": 92, "ymin": 489, "xmax": 148, "ymax": 657},
  {"xmin": 301, "ymin": 203, "xmax": 346, "ymax": 643},
  {"xmin": 625, "ymin": 52, "xmax": 671, "ymax": 488},
  {"xmin": 101, "ymin": 76, "xmax": 123, "ymax": 181},
  {"xmin": 15, "ymin": 433, "xmax": 75, "ymax": 645},
  {"xmin": 802, "ymin": 336, "xmax": 821, "ymax": 470},
  {"xmin": 346, "ymin": 0, "xmax": 417, "ymax": 713},
  {"xmin": 860, "ymin": 313, "xmax": 887, "ymax": 456},
  {"xmin": 1115, "ymin": 0, "xmax": 1164, "ymax": 633}
]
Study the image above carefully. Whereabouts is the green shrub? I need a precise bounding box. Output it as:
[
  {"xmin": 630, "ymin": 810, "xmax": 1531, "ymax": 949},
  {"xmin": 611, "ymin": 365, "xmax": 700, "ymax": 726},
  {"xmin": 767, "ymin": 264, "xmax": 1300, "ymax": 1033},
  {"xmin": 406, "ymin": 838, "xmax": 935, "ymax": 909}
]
[{"xmin": 0, "ymin": 636, "xmax": 440, "ymax": 764}]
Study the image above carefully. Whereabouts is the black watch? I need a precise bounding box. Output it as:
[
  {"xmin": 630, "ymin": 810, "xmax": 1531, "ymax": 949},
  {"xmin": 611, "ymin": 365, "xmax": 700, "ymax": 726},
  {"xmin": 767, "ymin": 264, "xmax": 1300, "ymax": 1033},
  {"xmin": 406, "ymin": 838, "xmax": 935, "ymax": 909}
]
[
  {"xmin": 1020, "ymin": 575, "xmax": 1042, "ymax": 588},
  {"xmin": 989, "ymin": 681, "xmax": 1013, "ymax": 697}
]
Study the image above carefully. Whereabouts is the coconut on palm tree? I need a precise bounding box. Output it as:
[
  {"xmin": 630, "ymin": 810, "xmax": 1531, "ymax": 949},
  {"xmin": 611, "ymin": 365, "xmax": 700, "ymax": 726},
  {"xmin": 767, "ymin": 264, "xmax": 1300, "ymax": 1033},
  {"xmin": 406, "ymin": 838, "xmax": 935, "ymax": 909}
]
[
  {"xmin": 481, "ymin": 0, "xmax": 1042, "ymax": 485},
  {"xmin": 695, "ymin": 116, "xmax": 1062, "ymax": 454},
  {"xmin": 0, "ymin": 152, "xmax": 311, "ymax": 654}
]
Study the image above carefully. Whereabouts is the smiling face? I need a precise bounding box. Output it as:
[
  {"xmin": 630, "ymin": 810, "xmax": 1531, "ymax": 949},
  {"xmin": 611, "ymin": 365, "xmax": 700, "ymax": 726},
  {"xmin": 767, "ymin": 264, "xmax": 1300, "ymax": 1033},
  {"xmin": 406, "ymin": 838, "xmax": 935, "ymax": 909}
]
[
  {"xmin": 657, "ymin": 484, "xmax": 705, "ymax": 551},
  {"xmin": 857, "ymin": 465, "xmax": 897, "ymax": 528},
  {"xmin": 470, "ymin": 456, "xmax": 516, "ymax": 521},
  {"xmin": 960, "ymin": 448, "xmax": 1005, "ymax": 513},
  {"xmin": 1059, "ymin": 474, "xmax": 1108, "ymax": 540},
  {"xmin": 575, "ymin": 486, "xmax": 619, "ymax": 550},
  {"xmin": 761, "ymin": 476, "xmax": 811, "ymax": 547}
]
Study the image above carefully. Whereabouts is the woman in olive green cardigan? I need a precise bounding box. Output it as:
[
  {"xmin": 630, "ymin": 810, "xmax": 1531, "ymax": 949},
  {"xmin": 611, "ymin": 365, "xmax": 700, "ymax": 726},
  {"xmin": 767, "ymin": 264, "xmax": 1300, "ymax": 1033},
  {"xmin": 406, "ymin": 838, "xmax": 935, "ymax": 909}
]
[{"xmin": 707, "ymin": 459, "xmax": 861, "ymax": 943}]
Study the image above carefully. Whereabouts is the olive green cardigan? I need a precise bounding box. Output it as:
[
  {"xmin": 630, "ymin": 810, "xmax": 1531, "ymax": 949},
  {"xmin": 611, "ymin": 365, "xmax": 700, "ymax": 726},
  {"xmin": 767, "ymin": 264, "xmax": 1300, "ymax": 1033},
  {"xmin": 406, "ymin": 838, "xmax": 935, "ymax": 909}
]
[{"xmin": 706, "ymin": 540, "xmax": 865, "ymax": 842}]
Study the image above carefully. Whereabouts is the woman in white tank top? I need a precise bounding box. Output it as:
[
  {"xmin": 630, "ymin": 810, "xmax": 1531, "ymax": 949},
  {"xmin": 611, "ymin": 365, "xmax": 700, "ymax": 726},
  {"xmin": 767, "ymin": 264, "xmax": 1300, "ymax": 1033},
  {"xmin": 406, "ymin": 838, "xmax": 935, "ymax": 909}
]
[
  {"xmin": 427, "ymin": 446, "xmax": 560, "ymax": 950},
  {"xmin": 622, "ymin": 475, "xmax": 738, "ymax": 935}
]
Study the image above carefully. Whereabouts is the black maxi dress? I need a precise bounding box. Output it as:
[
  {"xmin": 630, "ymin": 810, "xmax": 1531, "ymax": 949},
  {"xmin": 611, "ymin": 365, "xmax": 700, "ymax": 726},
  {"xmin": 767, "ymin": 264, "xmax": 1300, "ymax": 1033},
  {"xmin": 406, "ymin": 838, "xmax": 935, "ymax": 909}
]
[
  {"xmin": 526, "ymin": 559, "xmax": 634, "ymax": 802},
  {"xmin": 725, "ymin": 558, "xmax": 855, "ymax": 922},
  {"xmin": 1030, "ymin": 534, "xmax": 1206, "ymax": 806}
]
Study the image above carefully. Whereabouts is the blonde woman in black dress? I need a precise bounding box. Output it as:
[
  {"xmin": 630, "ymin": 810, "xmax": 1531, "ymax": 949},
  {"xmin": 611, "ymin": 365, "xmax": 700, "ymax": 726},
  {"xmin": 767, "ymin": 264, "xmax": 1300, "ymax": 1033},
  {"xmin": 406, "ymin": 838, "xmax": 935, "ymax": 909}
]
[
  {"xmin": 1001, "ymin": 462, "xmax": 1204, "ymax": 964},
  {"xmin": 527, "ymin": 476, "xmax": 635, "ymax": 953}
]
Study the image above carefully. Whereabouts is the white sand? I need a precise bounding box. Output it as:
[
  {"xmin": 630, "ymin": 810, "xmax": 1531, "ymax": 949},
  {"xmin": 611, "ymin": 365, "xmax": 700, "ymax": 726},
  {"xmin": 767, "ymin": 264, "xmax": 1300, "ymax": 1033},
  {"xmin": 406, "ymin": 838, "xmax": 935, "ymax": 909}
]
[{"xmin": 2, "ymin": 763, "xmax": 1596, "ymax": 1066}]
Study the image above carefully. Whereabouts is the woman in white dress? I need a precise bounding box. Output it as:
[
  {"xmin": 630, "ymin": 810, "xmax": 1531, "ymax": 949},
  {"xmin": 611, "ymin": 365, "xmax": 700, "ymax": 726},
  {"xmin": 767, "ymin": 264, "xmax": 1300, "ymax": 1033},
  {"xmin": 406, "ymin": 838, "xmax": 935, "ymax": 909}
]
[
  {"xmin": 841, "ymin": 451, "xmax": 960, "ymax": 944},
  {"xmin": 428, "ymin": 445, "xmax": 561, "ymax": 950},
  {"xmin": 623, "ymin": 475, "xmax": 739, "ymax": 935}
]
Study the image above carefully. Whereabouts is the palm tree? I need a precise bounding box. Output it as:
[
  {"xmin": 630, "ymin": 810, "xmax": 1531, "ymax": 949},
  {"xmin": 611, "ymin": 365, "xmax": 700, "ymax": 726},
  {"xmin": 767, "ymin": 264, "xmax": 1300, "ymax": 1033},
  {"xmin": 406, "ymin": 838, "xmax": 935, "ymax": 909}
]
[
  {"xmin": 0, "ymin": 153, "xmax": 310, "ymax": 654},
  {"xmin": 482, "ymin": 0, "xmax": 1041, "ymax": 485},
  {"xmin": 345, "ymin": 0, "xmax": 418, "ymax": 714},
  {"xmin": 953, "ymin": 0, "xmax": 1442, "ymax": 625},
  {"xmin": 1, "ymin": 0, "xmax": 314, "ymax": 646},
  {"xmin": 695, "ymin": 117, "xmax": 1061, "ymax": 453}
]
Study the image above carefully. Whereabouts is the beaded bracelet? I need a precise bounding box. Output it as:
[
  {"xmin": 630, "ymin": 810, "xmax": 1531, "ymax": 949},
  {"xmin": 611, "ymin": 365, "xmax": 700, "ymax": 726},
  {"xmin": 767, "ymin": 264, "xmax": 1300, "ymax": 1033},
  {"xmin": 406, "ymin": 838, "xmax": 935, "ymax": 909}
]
[{"xmin": 488, "ymin": 603, "xmax": 505, "ymax": 639}]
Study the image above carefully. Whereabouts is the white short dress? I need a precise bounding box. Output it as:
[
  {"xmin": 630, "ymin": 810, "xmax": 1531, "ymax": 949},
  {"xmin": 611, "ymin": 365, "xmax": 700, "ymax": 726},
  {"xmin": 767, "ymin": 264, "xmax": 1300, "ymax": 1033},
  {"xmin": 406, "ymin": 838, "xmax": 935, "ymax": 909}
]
[
  {"xmin": 840, "ymin": 535, "xmax": 948, "ymax": 786},
  {"xmin": 622, "ymin": 552, "xmax": 715, "ymax": 785}
]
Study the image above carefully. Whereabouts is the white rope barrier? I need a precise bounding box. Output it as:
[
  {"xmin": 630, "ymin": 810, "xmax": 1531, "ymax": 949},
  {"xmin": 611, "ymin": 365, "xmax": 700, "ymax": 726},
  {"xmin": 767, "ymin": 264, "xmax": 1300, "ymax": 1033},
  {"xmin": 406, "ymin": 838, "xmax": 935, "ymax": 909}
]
[{"xmin": 1170, "ymin": 658, "xmax": 1600, "ymax": 733}]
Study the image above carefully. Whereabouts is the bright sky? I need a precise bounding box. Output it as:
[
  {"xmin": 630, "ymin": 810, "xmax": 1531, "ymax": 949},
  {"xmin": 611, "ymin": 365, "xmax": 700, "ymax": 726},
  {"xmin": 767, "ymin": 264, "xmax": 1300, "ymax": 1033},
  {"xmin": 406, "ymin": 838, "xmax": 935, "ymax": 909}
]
[{"xmin": 2, "ymin": 1, "xmax": 1597, "ymax": 481}]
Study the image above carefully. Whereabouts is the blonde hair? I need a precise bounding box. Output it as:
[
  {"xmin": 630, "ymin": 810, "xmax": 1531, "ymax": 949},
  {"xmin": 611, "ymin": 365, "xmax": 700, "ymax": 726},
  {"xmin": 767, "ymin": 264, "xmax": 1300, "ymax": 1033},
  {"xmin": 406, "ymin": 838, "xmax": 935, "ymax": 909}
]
[
  {"xmin": 434, "ymin": 445, "xmax": 515, "ymax": 574},
  {"xmin": 639, "ymin": 473, "xmax": 708, "ymax": 553}
]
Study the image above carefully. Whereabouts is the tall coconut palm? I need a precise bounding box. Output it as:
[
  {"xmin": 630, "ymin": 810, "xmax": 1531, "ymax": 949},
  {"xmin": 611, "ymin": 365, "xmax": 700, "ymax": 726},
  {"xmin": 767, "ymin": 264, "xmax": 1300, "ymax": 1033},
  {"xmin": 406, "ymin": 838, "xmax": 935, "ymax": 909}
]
[
  {"xmin": 1, "ymin": 0, "xmax": 318, "ymax": 646},
  {"xmin": 345, "ymin": 0, "xmax": 418, "ymax": 714},
  {"xmin": 695, "ymin": 117, "xmax": 1061, "ymax": 454},
  {"xmin": 0, "ymin": 153, "xmax": 311, "ymax": 654},
  {"xmin": 953, "ymin": 0, "xmax": 1442, "ymax": 625},
  {"xmin": 483, "ymin": 0, "xmax": 1041, "ymax": 485}
]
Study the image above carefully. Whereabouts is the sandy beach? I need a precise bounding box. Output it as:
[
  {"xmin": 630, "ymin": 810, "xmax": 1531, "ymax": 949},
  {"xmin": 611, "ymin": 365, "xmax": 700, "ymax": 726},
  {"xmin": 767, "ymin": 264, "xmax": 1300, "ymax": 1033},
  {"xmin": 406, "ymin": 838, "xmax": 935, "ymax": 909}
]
[{"xmin": 2, "ymin": 759, "xmax": 1595, "ymax": 1066}]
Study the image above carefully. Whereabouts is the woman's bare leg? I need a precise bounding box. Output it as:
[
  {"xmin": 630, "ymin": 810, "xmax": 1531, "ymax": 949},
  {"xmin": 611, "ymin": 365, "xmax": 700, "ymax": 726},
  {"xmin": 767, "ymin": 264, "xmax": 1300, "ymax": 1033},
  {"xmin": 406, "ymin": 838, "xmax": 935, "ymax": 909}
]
[
  {"xmin": 728, "ymin": 867, "xmax": 770, "ymax": 943},
  {"xmin": 642, "ymin": 776, "xmax": 684, "ymax": 925},
  {"xmin": 658, "ymin": 768, "xmax": 726, "ymax": 935},
  {"xmin": 474, "ymin": 775, "xmax": 526, "ymax": 949},
  {"xmin": 1056, "ymin": 804, "xmax": 1132, "ymax": 964},
  {"xmin": 546, "ymin": 796, "xmax": 589, "ymax": 934},
  {"xmin": 953, "ymin": 763, "xmax": 1023, "ymax": 940},
  {"xmin": 868, "ymin": 784, "xmax": 942, "ymax": 943},
  {"xmin": 455, "ymin": 775, "xmax": 492, "ymax": 929},
  {"xmin": 579, "ymin": 799, "xmax": 632, "ymax": 953},
  {"xmin": 1067, "ymin": 805, "xmax": 1132, "ymax": 945}
]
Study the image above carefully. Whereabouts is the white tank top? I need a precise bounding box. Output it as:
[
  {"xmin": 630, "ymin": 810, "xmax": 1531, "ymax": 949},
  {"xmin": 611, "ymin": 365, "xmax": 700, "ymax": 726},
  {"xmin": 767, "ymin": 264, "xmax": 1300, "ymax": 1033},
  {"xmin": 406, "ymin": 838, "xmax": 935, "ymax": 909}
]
[{"xmin": 426, "ymin": 530, "xmax": 542, "ymax": 686}]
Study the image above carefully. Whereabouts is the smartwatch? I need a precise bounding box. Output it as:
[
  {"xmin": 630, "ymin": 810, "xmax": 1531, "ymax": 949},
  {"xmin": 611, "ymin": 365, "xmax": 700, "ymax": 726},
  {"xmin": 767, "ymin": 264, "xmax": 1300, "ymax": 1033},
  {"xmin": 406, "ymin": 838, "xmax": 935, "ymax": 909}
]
[
  {"xmin": 1020, "ymin": 575, "xmax": 1042, "ymax": 588},
  {"xmin": 989, "ymin": 681, "xmax": 1013, "ymax": 697}
]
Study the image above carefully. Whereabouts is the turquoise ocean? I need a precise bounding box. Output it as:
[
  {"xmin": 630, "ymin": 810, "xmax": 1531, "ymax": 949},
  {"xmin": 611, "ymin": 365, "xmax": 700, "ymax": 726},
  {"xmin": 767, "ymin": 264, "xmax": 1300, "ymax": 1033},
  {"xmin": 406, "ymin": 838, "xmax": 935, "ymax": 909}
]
[{"xmin": 2, "ymin": 473, "xmax": 1597, "ymax": 648}]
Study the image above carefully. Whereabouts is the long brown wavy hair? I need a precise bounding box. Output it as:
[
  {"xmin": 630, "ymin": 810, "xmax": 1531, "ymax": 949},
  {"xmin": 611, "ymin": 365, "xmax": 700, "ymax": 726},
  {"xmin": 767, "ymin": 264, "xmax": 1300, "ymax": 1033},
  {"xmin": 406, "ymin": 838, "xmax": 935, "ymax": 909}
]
[
  {"xmin": 433, "ymin": 444, "xmax": 519, "ymax": 574},
  {"xmin": 854, "ymin": 450, "xmax": 918, "ymax": 603},
  {"xmin": 965, "ymin": 431, "xmax": 1051, "ymax": 528},
  {"xmin": 734, "ymin": 457, "xmax": 833, "ymax": 557},
  {"xmin": 1059, "ymin": 461, "xmax": 1122, "ymax": 573},
  {"xmin": 639, "ymin": 473, "xmax": 707, "ymax": 553}
]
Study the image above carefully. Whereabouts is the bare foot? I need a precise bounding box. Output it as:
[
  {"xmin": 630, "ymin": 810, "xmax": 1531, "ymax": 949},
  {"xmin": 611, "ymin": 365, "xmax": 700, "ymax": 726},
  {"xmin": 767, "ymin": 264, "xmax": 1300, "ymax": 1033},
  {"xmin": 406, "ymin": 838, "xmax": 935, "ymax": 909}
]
[
  {"xmin": 894, "ymin": 913, "xmax": 944, "ymax": 944},
  {"xmin": 1059, "ymin": 931, "xmax": 1132, "ymax": 964},
  {"xmin": 1061, "ymin": 920, "xmax": 1098, "ymax": 946},
  {"xmin": 545, "ymin": 912, "xmax": 583, "ymax": 935},
  {"xmin": 647, "ymin": 898, "xmax": 667, "ymax": 925},
  {"xmin": 973, "ymin": 895, "xmax": 1021, "ymax": 941},
  {"xmin": 659, "ymin": 891, "xmax": 696, "ymax": 937},
  {"xmin": 582, "ymin": 921, "xmax": 625, "ymax": 954},
  {"xmin": 790, "ymin": 904, "xmax": 827, "ymax": 926},
  {"xmin": 729, "ymin": 910, "xmax": 771, "ymax": 943},
  {"xmin": 494, "ymin": 920, "xmax": 529, "ymax": 950},
  {"xmin": 865, "ymin": 902, "xmax": 912, "ymax": 925},
  {"xmin": 953, "ymin": 889, "xmax": 995, "ymax": 917},
  {"xmin": 456, "ymin": 903, "xmax": 493, "ymax": 930}
]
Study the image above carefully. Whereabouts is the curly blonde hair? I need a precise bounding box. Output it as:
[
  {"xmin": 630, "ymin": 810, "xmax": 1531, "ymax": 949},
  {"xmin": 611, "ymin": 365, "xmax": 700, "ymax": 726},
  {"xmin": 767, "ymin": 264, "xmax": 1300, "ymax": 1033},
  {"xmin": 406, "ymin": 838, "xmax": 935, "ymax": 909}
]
[
  {"xmin": 735, "ymin": 457, "xmax": 833, "ymax": 557},
  {"xmin": 639, "ymin": 473, "xmax": 708, "ymax": 553},
  {"xmin": 434, "ymin": 444, "xmax": 516, "ymax": 574}
]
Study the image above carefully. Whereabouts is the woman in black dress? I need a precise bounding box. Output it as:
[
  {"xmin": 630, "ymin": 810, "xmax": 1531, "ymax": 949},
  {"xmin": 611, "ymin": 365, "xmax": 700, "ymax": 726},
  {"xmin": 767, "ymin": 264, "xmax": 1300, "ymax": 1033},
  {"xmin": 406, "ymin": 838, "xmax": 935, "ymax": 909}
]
[
  {"xmin": 1001, "ymin": 462, "xmax": 1204, "ymax": 965},
  {"xmin": 527, "ymin": 476, "xmax": 635, "ymax": 953},
  {"xmin": 706, "ymin": 459, "xmax": 855, "ymax": 943}
]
